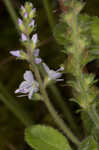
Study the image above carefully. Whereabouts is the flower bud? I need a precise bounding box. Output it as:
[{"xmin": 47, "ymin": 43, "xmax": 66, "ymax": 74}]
[
  {"xmin": 18, "ymin": 18, "xmax": 25, "ymax": 32},
  {"xmin": 29, "ymin": 8, "xmax": 36, "ymax": 19}
]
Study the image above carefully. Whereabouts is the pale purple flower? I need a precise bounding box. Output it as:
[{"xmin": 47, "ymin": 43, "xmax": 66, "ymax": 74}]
[
  {"xmin": 20, "ymin": 5, "xmax": 26, "ymax": 14},
  {"xmin": 18, "ymin": 18, "xmax": 22, "ymax": 26},
  {"xmin": 21, "ymin": 33, "xmax": 27, "ymax": 41},
  {"xmin": 24, "ymin": 12, "xmax": 28, "ymax": 18},
  {"xmin": 33, "ymin": 49, "xmax": 42, "ymax": 64},
  {"xmin": 15, "ymin": 70, "xmax": 39, "ymax": 99},
  {"xmin": 35, "ymin": 58, "xmax": 42, "ymax": 64},
  {"xmin": 32, "ymin": 34, "xmax": 38, "ymax": 44},
  {"xmin": 57, "ymin": 66, "xmax": 64, "ymax": 72},
  {"xmin": 10, "ymin": 50, "xmax": 21, "ymax": 57},
  {"xmin": 21, "ymin": 5, "xmax": 25, "ymax": 10},
  {"xmin": 33, "ymin": 48, "xmax": 40, "ymax": 57},
  {"xmin": 29, "ymin": 8, "xmax": 36, "ymax": 17},
  {"xmin": 29, "ymin": 19, "xmax": 35, "ymax": 27},
  {"xmin": 32, "ymin": 8, "xmax": 36, "ymax": 13},
  {"xmin": 43, "ymin": 63, "xmax": 64, "ymax": 81}
]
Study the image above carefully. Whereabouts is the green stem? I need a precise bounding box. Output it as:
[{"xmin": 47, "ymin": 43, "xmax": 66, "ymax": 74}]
[
  {"xmin": 72, "ymin": 6, "xmax": 90, "ymax": 109},
  {"xmin": 88, "ymin": 104, "xmax": 99, "ymax": 129},
  {"xmin": 0, "ymin": 83, "xmax": 33, "ymax": 127},
  {"xmin": 49, "ymin": 84, "xmax": 81, "ymax": 136},
  {"xmin": 39, "ymin": 64, "xmax": 80, "ymax": 137},
  {"xmin": 42, "ymin": 0, "xmax": 56, "ymax": 29},
  {"xmin": 3, "ymin": 0, "xmax": 18, "ymax": 30},
  {"xmin": 31, "ymin": 62, "xmax": 80, "ymax": 146}
]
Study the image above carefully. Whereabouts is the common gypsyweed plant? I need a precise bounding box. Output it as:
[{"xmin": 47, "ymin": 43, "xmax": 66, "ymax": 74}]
[{"xmin": 9, "ymin": 0, "xmax": 99, "ymax": 150}]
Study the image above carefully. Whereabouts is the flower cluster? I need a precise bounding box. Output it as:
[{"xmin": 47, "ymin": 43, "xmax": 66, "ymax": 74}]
[{"xmin": 10, "ymin": 2, "xmax": 64, "ymax": 99}]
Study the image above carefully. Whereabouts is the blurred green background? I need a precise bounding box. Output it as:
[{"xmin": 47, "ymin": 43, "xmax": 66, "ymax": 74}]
[{"xmin": 0, "ymin": 0, "xmax": 99, "ymax": 149}]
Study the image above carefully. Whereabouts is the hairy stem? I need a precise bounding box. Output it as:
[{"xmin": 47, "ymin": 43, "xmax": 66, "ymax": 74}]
[
  {"xmin": 88, "ymin": 104, "xmax": 99, "ymax": 129},
  {"xmin": 49, "ymin": 84, "xmax": 81, "ymax": 136}
]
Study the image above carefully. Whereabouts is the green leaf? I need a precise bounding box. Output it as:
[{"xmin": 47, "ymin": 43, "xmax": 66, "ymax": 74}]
[
  {"xmin": 89, "ymin": 49, "xmax": 99, "ymax": 59},
  {"xmin": 79, "ymin": 136, "xmax": 98, "ymax": 150},
  {"xmin": 89, "ymin": 49, "xmax": 99, "ymax": 55},
  {"xmin": 25, "ymin": 125, "xmax": 72, "ymax": 150},
  {"xmin": 91, "ymin": 17, "xmax": 99, "ymax": 45},
  {"xmin": 53, "ymin": 23, "xmax": 68, "ymax": 45}
]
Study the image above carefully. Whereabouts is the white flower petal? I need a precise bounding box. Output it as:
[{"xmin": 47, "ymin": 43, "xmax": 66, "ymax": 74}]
[
  {"xmin": 15, "ymin": 89, "xmax": 20, "ymax": 93},
  {"xmin": 55, "ymin": 72, "xmax": 62, "ymax": 78},
  {"xmin": 24, "ymin": 71, "xmax": 34, "ymax": 82},
  {"xmin": 17, "ymin": 94, "xmax": 27, "ymax": 97},
  {"xmin": 32, "ymin": 34, "xmax": 38, "ymax": 44},
  {"xmin": 49, "ymin": 71, "xmax": 62, "ymax": 79},
  {"xmin": 57, "ymin": 66, "xmax": 64, "ymax": 72},
  {"xmin": 42, "ymin": 63, "xmax": 50, "ymax": 73},
  {"xmin": 29, "ymin": 2, "xmax": 33, "ymax": 7},
  {"xmin": 56, "ymin": 79, "xmax": 64, "ymax": 81}
]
